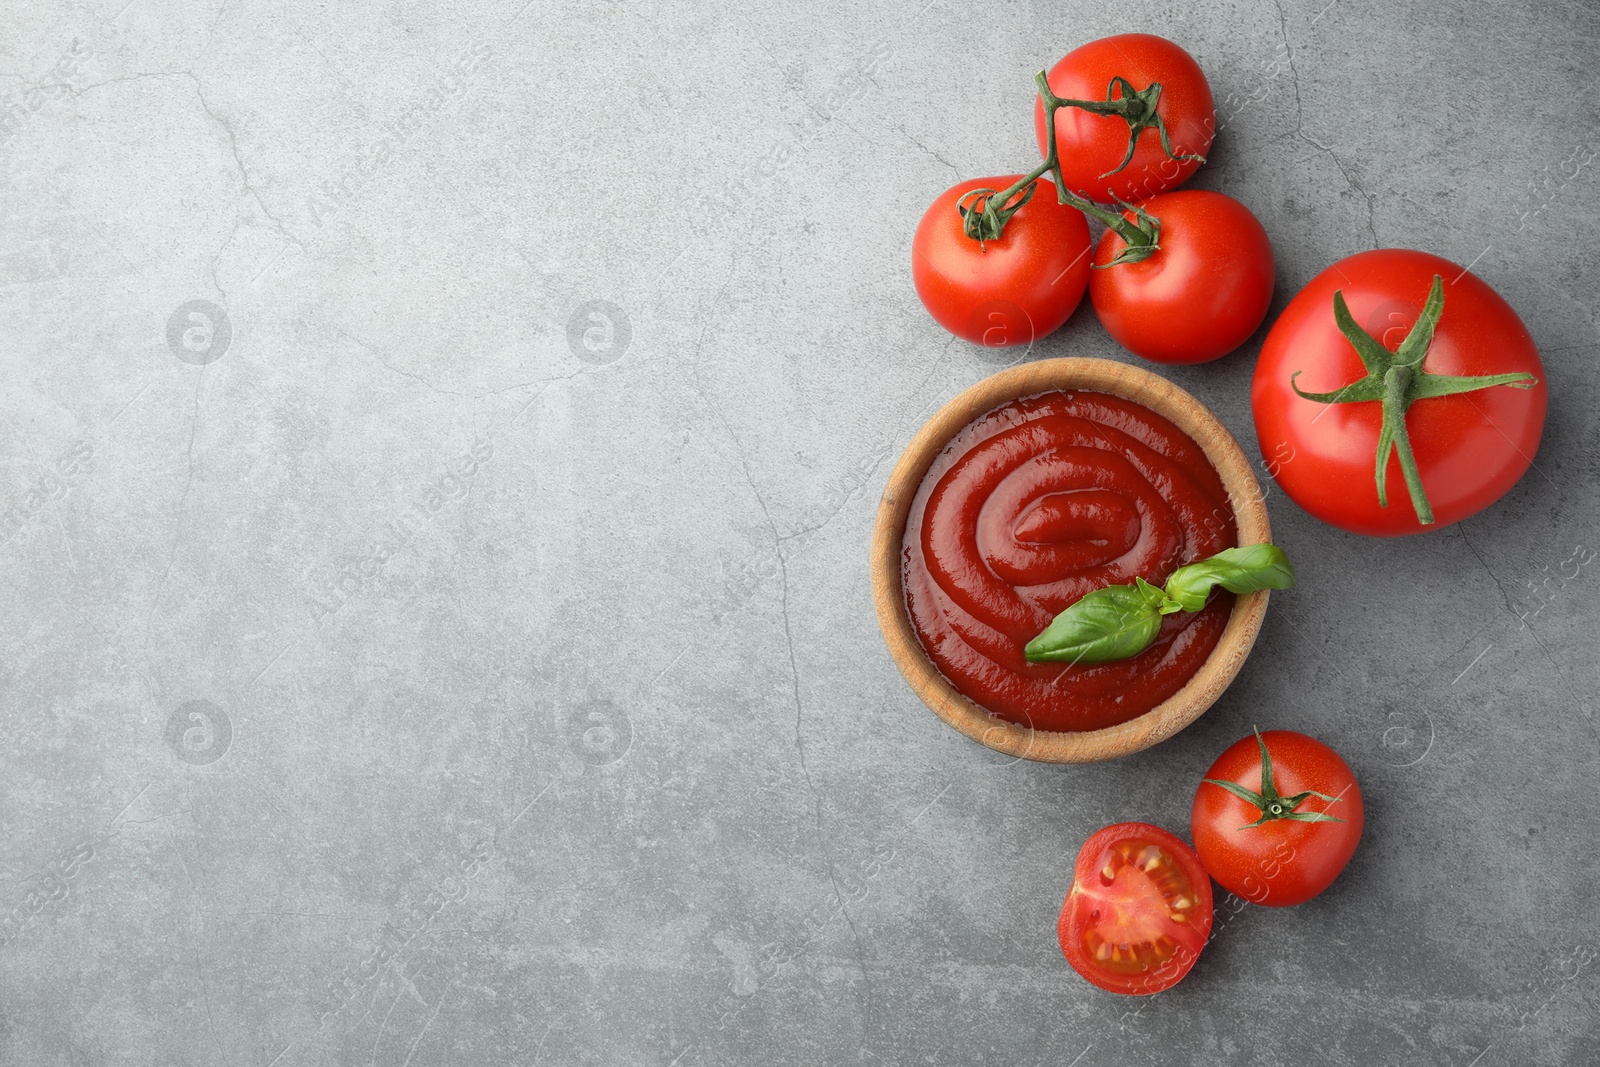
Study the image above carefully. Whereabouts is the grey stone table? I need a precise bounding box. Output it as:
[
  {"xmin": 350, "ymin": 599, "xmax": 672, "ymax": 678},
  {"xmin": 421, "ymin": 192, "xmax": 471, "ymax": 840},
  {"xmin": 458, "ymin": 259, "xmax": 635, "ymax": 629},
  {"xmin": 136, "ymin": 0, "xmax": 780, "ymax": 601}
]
[{"xmin": 2, "ymin": 1, "xmax": 1596, "ymax": 1064}]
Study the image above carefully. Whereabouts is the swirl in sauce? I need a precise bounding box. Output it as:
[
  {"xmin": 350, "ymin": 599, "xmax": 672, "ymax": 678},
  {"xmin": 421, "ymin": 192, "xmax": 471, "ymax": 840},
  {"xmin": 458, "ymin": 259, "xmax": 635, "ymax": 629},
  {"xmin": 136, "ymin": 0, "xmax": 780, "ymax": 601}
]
[{"xmin": 902, "ymin": 391, "xmax": 1237, "ymax": 732}]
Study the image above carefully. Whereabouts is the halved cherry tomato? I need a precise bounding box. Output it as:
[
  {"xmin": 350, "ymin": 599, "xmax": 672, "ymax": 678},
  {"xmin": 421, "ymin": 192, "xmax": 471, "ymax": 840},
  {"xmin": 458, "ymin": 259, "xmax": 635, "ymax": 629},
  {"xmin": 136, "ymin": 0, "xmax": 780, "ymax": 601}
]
[
  {"xmin": 1058, "ymin": 821, "xmax": 1213, "ymax": 995},
  {"xmin": 1034, "ymin": 34, "xmax": 1215, "ymax": 204},
  {"xmin": 1089, "ymin": 189, "xmax": 1274, "ymax": 364},
  {"xmin": 1191, "ymin": 729, "xmax": 1363, "ymax": 907},
  {"xmin": 911, "ymin": 175, "xmax": 1091, "ymax": 347}
]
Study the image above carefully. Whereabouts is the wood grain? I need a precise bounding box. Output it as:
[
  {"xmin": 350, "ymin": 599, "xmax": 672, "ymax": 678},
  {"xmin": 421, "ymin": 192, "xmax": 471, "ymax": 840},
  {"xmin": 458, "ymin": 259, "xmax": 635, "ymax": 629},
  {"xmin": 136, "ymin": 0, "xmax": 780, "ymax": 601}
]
[{"xmin": 870, "ymin": 357, "xmax": 1273, "ymax": 764}]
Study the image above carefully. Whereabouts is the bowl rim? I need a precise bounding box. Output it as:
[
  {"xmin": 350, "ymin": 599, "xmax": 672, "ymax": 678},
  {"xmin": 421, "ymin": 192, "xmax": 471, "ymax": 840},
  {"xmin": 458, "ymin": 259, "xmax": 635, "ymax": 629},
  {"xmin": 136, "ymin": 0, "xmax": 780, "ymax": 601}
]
[{"xmin": 870, "ymin": 356, "xmax": 1273, "ymax": 764}]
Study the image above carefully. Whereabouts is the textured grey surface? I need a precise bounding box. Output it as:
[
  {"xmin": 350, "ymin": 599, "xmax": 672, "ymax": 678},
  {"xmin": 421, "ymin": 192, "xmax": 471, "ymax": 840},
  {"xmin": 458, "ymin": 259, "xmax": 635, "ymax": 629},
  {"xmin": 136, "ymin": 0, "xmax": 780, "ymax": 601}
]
[{"xmin": 2, "ymin": 0, "xmax": 1597, "ymax": 1064}]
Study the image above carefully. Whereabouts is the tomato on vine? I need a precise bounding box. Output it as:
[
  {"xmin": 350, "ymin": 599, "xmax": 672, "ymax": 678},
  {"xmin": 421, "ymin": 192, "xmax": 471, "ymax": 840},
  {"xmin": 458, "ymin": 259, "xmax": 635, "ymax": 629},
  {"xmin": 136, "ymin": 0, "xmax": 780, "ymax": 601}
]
[
  {"xmin": 911, "ymin": 175, "xmax": 1091, "ymax": 347},
  {"xmin": 1034, "ymin": 34, "xmax": 1215, "ymax": 203},
  {"xmin": 1088, "ymin": 190, "xmax": 1274, "ymax": 364},
  {"xmin": 912, "ymin": 49, "xmax": 1238, "ymax": 355}
]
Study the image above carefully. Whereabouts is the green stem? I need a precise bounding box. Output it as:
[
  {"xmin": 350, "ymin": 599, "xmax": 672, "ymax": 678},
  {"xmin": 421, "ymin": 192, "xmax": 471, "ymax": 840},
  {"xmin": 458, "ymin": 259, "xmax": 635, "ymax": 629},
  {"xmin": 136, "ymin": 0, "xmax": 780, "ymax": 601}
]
[
  {"xmin": 1053, "ymin": 90, "xmax": 1150, "ymax": 121},
  {"xmin": 1054, "ymin": 76, "xmax": 1205, "ymax": 179},
  {"xmin": 1382, "ymin": 366, "xmax": 1433, "ymax": 525},
  {"xmin": 957, "ymin": 72, "xmax": 1162, "ymax": 264}
]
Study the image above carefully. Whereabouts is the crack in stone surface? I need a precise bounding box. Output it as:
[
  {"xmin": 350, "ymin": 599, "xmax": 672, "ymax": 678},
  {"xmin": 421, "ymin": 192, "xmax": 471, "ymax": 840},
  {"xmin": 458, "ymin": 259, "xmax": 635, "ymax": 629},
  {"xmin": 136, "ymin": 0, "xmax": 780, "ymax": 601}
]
[
  {"xmin": 1271, "ymin": 0, "xmax": 1379, "ymax": 248},
  {"xmin": 702, "ymin": 399, "xmax": 872, "ymax": 1003},
  {"xmin": 183, "ymin": 71, "xmax": 304, "ymax": 273}
]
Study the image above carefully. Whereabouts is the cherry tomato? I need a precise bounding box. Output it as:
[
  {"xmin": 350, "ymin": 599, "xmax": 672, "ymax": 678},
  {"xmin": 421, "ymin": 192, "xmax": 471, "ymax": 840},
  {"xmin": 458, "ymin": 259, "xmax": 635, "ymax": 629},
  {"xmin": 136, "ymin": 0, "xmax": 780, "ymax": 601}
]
[
  {"xmin": 911, "ymin": 176, "xmax": 1091, "ymax": 347},
  {"xmin": 1190, "ymin": 730, "xmax": 1363, "ymax": 907},
  {"xmin": 1252, "ymin": 249, "xmax": 1547, "ymax": 536},
  {"xmin": 1058, "ymin": 821, "xmax": 1213, "ymax": 995},
  {"xmin": 1034, "ymin": 34, "xmax": 1215, "ymax": 204},
  {"xmin": 1089, "ymin": 190, "xmax": 1274, "ymax": 364}
]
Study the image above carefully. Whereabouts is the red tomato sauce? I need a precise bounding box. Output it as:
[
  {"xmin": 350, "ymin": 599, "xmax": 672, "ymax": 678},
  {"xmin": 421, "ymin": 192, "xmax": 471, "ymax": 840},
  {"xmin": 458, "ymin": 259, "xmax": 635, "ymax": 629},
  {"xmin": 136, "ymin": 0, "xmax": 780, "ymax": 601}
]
[{"xmin": 902, "ymin": 391, "xmax": 1237, "ymax": 732}]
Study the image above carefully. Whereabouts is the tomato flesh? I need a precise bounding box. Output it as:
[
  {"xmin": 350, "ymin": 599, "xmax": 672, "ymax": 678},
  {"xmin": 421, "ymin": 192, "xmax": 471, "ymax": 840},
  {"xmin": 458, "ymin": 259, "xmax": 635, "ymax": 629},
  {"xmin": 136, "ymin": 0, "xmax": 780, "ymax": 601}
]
[{"xmin": 1059, "ymin": 822, "xmax": 1212, "ymax": 994}]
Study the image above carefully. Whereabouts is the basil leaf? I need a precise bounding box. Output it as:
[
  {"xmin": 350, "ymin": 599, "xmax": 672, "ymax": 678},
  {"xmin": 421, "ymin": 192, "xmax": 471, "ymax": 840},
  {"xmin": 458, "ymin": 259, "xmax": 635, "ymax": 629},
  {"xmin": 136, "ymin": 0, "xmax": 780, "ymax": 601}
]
[
  {"xmin": 1163, "ymin": 544, "xmax": 1296, "ymax": 613},
  {"xmin": 1023, "ymin": 582, "xmax": 1165, "ymax": 665},
  {"xmin": 1021, "ymin": 544, "xmax": 1296, "ymax": 666}
]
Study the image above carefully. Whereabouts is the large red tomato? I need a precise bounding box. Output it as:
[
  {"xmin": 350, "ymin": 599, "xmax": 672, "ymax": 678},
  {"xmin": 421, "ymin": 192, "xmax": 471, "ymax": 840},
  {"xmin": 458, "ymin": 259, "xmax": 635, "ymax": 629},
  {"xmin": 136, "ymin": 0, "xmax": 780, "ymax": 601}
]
[
  {"xmin": 1191, "ymin": 730, "xmax": 1363, "ymax": 907},
  {"xmin": 1058, "ymin": 821, "xmax": 1213, "ymax": 995},
  {"xmin": 911, "ymin": 176, "xmax": 1091, "ymax": 347},
  {"xmin": 1252, "ymin": 249, "xmax": 1547, "ymax": 536},
  {"xmin": 1089, "ymin": 190, "xmax": 1274, "ymax": 364},
  {"xmin": 1034, "ymin": 35, "xmax": 1215, "ymax": 204}
]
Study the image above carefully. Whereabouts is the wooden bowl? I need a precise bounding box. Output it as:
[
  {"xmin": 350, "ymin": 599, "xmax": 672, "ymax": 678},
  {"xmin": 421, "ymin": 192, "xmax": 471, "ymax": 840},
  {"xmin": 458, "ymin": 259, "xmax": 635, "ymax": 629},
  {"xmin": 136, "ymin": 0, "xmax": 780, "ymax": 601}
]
[{"xmin": 871, "ymin": 357, "xmax": 1272, "ymax": 763}]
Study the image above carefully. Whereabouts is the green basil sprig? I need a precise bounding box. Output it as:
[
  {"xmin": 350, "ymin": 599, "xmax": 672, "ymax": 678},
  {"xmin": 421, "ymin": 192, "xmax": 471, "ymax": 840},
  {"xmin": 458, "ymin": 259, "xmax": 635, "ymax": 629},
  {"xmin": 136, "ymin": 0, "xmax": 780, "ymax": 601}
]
[{"xmin": 1023, "ymin": 544, "xmax": 1295, "ymax": 665}]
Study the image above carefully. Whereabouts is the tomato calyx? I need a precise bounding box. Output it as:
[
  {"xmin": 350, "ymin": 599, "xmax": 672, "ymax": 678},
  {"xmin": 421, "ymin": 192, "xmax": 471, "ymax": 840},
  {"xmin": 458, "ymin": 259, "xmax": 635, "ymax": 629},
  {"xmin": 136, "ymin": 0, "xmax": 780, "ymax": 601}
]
[
  {"xmin": 956, "ymin": 183, "xmax": 1039, "ymax": 247},
  {"xmin": 1288, "ymin": 274, "xmax": 1540, "ymax": 525},
  {"xmin": 1053, "ymin": 76, "xmax": 1207, "ymax": 179},
  {"xmin": 956, "ymin": 71, "xmax": 1165, "ymax": 257},
  {"xmin": 1202, "ymin": 728, "xmax": 1345, "ymax": 830},
  {"xmin": 1090, "ymin": 197, "xmax": 1161, "ymax": 268}
]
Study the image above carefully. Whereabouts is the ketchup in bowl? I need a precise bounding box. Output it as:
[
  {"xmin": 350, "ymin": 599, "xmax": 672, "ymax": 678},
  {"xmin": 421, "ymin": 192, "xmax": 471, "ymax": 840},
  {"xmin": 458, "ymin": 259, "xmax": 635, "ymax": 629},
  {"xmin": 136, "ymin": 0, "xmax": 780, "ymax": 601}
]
[{"xmin": 901, "ymin": 390, "xmax": 1237, "ymax": 733}]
